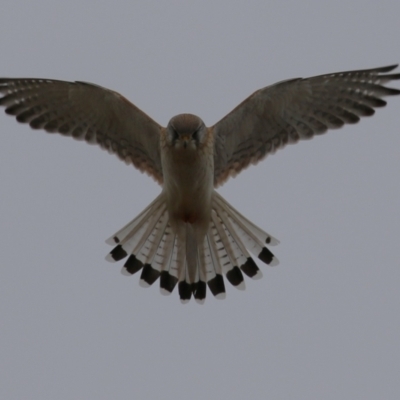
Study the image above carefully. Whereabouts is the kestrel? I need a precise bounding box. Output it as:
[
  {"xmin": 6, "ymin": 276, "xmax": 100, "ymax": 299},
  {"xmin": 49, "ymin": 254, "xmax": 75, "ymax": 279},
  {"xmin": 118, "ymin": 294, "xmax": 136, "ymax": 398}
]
[{"xmin": 1, "ymin": 65, "xmax": 399, "ymax": 303}]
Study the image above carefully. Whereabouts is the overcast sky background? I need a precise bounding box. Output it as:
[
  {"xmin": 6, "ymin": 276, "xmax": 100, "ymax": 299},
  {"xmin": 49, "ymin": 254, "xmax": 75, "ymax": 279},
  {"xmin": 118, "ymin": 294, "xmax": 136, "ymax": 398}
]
[{"xmin": 0, "ymin": 1, "xmax": 399, "ymax": 399}]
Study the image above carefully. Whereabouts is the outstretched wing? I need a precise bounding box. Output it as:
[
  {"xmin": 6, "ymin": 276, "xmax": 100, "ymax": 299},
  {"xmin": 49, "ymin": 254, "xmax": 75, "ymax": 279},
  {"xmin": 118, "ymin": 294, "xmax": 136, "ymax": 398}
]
[
  {"xmin": 212, "ymin": 65, "xmax": 400, "ymax": 186},
  {"xmin": 0, "ymin": 78, "xmax": 163, "ymax": 183}
]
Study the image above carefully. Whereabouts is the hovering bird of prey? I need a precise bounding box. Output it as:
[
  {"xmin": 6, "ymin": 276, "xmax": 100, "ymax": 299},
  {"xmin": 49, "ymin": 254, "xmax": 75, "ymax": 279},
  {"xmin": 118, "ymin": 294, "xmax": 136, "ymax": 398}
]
[{"xmin": 0, "ymin": 65, "xmax": 399, "ymax": 303}]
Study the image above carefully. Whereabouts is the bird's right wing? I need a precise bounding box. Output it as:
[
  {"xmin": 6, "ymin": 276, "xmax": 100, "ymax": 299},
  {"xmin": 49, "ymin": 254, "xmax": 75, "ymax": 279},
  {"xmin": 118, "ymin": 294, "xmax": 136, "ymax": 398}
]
[{"xmin": 0, "ymin": 78, "xmax": 164, "ymax": 183}]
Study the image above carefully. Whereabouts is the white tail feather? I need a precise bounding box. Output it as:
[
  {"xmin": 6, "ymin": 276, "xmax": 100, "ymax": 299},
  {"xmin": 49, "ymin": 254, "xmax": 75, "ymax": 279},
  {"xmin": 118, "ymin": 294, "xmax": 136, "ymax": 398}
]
[
  {"xmin": 127, "ymin": 207, "xmax": 166, "ymax": 261},
  {"xmin": 185, "ymin": 223, "xmax": 198, "ymax": 284},
  {"xmin": 199, "ymin": 236, "xmax": 217, "ymax": 283},
  {"xmin": 105, "ymin": 195, "xmax": 165, "ymax": 245},
  {"xmin": 106, "ymin": 190, "xmax": 279, "ymax": 302},
  {"xmin": 154, "ymin": 224, "xmax": 175, "ymax": 272},
  {"xmin": 213, "ymin": 191, "xmax": 279, "ymax": 246},
  {"xmin": 206, "ymin": 222, "xmax": 224, "ymax": 277},
  {"xmin": 211, "ymin": 210, "xmax": 241, "ymax": 275}
]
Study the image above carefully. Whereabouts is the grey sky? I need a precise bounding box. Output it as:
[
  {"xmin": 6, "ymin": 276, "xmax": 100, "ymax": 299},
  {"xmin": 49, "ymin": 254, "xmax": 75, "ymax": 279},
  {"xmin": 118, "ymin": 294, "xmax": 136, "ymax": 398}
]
[{"xmin": 0, "ymin": 1, "xmax": 399, "ymax": 399}]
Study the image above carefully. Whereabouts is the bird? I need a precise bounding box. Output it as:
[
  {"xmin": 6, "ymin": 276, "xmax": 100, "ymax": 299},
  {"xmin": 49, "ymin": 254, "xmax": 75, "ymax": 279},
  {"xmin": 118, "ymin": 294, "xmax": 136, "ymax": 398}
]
[{"xmin": 0, "ymin": 65, "xmax": 399, "ymax": 303}]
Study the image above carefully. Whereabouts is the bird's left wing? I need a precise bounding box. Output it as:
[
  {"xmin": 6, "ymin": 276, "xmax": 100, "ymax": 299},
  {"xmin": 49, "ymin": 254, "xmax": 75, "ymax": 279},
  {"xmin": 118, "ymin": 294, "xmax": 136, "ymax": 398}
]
[
  {"xmin": 0, "ymin": 78, "xmax": 164, "ymax": 183},
  {"xmin": 212, "ymin": 65, "xmax": 400, "ymax": 187}
]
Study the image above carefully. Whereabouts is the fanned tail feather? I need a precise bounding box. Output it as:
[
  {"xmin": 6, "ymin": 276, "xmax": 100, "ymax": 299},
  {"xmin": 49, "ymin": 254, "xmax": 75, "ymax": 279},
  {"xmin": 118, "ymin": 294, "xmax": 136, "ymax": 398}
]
[{"xmin": 105, "ymin": 191, "xmax": 279, "ymax": 303}]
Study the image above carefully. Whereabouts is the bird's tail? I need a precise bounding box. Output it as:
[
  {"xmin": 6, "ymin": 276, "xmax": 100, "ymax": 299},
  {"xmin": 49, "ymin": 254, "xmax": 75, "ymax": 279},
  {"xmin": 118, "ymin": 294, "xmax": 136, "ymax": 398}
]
[{"xmin": 106, "ymin": 191, "xmax": 279, "ymax": 303}]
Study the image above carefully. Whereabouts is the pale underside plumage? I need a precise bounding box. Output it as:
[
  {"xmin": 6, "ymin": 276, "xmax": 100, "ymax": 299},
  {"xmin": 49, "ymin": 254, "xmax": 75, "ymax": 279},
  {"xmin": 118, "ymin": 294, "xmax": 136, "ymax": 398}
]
[{"xmin": 0, "ymin": 65, "xmax": 399, "ymax": 302}]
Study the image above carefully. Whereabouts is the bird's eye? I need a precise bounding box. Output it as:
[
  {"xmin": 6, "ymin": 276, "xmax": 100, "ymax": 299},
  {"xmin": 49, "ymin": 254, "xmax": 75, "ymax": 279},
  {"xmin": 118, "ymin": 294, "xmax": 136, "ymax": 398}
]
[
  {"xmin": 172, "ymin": 128, "xmax": 179, "ymax": 141},
  {"xmin": 192, "ymin": 129, "xmax": 198, "ymax": 139}
]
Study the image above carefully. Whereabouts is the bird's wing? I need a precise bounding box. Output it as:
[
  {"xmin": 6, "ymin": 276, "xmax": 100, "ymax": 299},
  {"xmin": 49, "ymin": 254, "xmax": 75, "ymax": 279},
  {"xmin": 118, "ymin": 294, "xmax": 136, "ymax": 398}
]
[
  {"xmin": 212, "ymin": 65, "xmax": 400, "ymax": 186},
  {"xmin": 0, "ymin": 78, "xmax": 164, "ymax": 183}
]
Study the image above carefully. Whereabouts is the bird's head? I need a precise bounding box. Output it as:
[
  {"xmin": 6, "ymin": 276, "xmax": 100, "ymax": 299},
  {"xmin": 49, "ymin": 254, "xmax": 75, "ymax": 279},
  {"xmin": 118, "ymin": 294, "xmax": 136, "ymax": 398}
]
[{"xmin": 166, "ymin": 114, "xmax": 206, "ymax": 150}]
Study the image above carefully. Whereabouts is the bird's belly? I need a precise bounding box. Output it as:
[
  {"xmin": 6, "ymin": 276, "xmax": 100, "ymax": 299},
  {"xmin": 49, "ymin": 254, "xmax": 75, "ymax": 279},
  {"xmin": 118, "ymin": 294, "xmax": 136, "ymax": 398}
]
[
  {"xmin": 162, "ymin": 151, "xmax": 213, "ymax": 228},
  {"xmin": 166, "ymin": 173, "xmax": 212, "ymax": 223}
]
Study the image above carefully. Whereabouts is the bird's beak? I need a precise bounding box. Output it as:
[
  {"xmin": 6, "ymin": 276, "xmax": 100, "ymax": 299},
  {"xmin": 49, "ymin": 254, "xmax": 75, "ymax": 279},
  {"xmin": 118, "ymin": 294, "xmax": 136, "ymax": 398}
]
[{"xmin": 181, "ymin": 134, "xmax": 190, "ymax": 149}]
